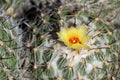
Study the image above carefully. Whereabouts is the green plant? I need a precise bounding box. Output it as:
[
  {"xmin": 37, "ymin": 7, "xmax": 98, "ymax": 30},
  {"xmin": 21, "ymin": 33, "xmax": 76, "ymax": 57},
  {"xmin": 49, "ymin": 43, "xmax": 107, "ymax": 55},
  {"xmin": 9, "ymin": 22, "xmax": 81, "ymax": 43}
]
[{"xmin": 0, "ymin": 0, "xmax": 120, "ymax": 80}]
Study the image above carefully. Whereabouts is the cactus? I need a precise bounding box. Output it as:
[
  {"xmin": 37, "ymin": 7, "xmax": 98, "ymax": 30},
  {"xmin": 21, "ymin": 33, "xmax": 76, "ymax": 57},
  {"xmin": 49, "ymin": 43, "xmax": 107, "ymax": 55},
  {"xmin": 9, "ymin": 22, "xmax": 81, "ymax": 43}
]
[{"xmin": 0, "ymin": 0, "xmax": 120, "ymax": 80}]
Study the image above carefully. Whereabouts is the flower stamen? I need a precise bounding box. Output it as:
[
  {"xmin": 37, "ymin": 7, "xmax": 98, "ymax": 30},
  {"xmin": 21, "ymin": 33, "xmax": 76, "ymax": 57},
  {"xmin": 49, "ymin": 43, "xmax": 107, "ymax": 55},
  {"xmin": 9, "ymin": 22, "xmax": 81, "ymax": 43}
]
[{"xmin": 69, "ymin": 37, "xmax": 81, "ymax": 44}]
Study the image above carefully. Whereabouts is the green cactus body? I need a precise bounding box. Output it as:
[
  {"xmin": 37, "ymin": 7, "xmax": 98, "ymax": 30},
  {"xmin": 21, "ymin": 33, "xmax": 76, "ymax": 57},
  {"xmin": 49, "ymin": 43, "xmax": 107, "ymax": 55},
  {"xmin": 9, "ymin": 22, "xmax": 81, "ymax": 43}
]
[{"xmin": 0, "ymin": 0, "xmax": 120, "ymax": 80}]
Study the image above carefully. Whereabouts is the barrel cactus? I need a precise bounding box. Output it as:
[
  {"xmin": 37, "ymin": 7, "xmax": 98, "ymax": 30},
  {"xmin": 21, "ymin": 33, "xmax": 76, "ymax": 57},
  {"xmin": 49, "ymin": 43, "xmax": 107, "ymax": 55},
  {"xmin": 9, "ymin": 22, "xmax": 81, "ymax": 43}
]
[{"xmin": 0, "ymin": 0, "xmax": 120, "ymax": 80}]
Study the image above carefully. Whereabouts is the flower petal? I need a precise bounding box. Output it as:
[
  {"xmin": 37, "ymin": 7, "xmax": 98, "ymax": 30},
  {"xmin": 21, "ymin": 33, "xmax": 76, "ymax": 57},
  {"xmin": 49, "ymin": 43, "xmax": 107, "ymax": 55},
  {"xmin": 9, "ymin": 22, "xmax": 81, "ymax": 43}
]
[
  {"xmin": 81, "ymin": 44, "xmax": 90, "ymax": 49},
  {"xmin": 82, "ymin": 36, "xmax": 91, "ymax": 43},
  {"xmin": 57, "ymin": 28, "xmax": 68, "ymax": 42}
]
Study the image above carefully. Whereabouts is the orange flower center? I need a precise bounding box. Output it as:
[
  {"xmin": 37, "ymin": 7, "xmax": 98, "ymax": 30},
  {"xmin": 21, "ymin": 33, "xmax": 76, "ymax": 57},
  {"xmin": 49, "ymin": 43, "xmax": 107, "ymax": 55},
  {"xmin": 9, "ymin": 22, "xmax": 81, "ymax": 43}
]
[{"xmin": 69, "ymin": 37, "xmax": 81, "ymax": 44}]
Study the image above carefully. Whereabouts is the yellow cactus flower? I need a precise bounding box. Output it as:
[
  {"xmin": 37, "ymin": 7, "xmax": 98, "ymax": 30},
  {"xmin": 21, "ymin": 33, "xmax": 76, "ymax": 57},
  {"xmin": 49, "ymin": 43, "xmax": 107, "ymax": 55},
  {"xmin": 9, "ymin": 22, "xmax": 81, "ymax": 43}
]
[{"xmin": 57, "ymin": 27, "xmax": 91, "ymax": 50}]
